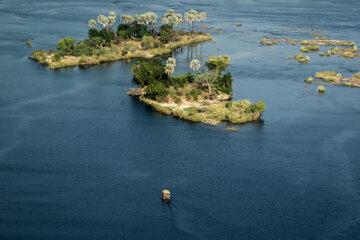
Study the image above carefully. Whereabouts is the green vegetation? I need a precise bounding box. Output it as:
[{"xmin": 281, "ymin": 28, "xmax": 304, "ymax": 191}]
[
  {"xmin": 260, "ymin": 38, "xmax": 277, "ymax": 45},
  {"xmin": 129, "ymin": 55, "xmax": 265, "ymax": 126},
  {"xmin": 314, "ymin": 71, "xmax": 340, "ymax": 82},
  {"xmin": 318, "ymin": 86, "xmax": 326, "ymax": 92},
  {"xmin": 300, "ymin": 44, "xmax": 320, "ymax": 53},
  {"xmin": 30, "ymin": 9, "xmax": 211, "ymax": 69},
  {"xmin": 353, "ymin": 72, "xmax": 360, "ymax": 79},
  {"xmin": 294, "ymin": 54, "xmax": 310, "ymax": 63},
  {"xmin": 304, "ymin": 77, "xmax": 313, "ymax": 83}
]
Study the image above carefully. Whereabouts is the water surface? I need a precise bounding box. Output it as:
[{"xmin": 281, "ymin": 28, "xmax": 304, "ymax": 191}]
[{"xmin": 1, "ymin": 0, "xmax": 360, "ymax": 239}]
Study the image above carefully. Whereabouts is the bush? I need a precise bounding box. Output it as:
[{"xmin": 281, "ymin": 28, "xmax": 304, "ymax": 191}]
[
  {"xmin": 54, "ymin": 53, "xmax": 61, "ymax": 62},
  {"xmin": 72, "ymin": 43, "xmax": 94, "ymax": 56},
  {"xmin": 352, "ymin": 72, "xmax": 360, "ymax": 79},
  {"xmin": 318, "ymin": 86, "xmax": 326, "ymax": 92},
  {"xmin": 57, "ymin": 38, "xmax": 75, "ymax": 52},
  {"xmin": 131, "ymin": 59, "xmax": 167, "ymax": 87},
  {"xmin": 145, "ymin": 81, "xmax": 169, "ymax": 100},
  {"xmin": 123, "ymin": 43, "xmax": 135, "ymax": 54},
  {"xmin": 160, "ymin": 30, "xmax": 172, "ymax": 43},
  {"xmin": 190, "ymin": 90, "xmax": 198, "ymax": 101},
  {"xmin": 205, "ymin": 55, "xmax": 230, "ymax": 72},
  {"xmin": 247, "ymin": 101, "xmax": 266, "ymax": 113},
  {"xmin": 142, "ymin": 36, "xmax": 155, "ymax": 49}
]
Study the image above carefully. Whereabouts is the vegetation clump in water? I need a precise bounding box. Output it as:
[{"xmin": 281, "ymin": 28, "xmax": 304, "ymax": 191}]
[
  {"xmin": 294, "ymin": 54, "xmax": 310, "ymax": 63},
  {"xmin": 128, "ymin": 55, "xmax": 265, "ymax": 126},
  {"xmin": 260, "ymin": 38, "xmax": 278, "ymax": 45},
  {"xmin": 300, "ymin": 44, "xmax": 320, "ymax": 53},
  {"xmin": 318, "ymin": 86, "xmax": 326, "ymax": 92},
  {"xmin": 29, "ymin": 9, "xmax": 212, "ymax": 69}
]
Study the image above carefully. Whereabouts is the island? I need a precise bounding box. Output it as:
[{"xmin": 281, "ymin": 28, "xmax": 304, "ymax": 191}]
[
  {"xmin": 128, "ymin": 55, "xmax": 266, "ymax": 126},
  {"xmin": 29, "ymin": 9, "xmax": 212, "ymax": 69}
]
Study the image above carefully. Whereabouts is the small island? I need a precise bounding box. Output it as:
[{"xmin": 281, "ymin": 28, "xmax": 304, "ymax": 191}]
[
  {"xmin": 29, "ymin": 10, "xmax": 212, "ymax": 69},
  {"xmin": 128, "ymin": 55, "xmax": 265, "ymax": 126}
]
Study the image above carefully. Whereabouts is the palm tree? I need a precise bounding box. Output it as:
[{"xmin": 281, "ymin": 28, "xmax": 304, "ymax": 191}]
[
  {"xmin": 108, "ymin": 12, "xmax": 116, "ymax": 28},
  {"xmin": 185, "ymin": 10, "xmax": 196, "ymax": 33},
  {"xmin": 88, "ymin": 19, "xmax": 97, "ymax": 29},
  {"xmin": 97, "ymin": 15, "xmax": 109, "ymax": 29},
  {"xmin": 165, "ymin": 57, "xmax": 176, "ymax": 77},
  {"xmin": 190, "ymin": 59, "xmax": 200, "ymax": 72}
]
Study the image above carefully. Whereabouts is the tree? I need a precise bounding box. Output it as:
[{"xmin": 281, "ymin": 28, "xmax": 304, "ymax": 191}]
[
  {"xmin": 85, "ymin": 37, "xmax": 104, "ymax": 49},
  {"xmin": 190, "ymin": 59, "xmax": 201, "ymax": 72},
  {"xmin": 162, "ymin": 9, "xmax": 182, "ymax": 28},
  {"xmin": 88, "ymin": 19, "xmax": 97, "ymax": 29},
  {"xmin": 131, "ymin": 59, "xmax": 167, "ymax": 87},
  {"xmin": 145, "ymin": 81, "xmax": 169, "ymax": 100},
  {"xmin": 165, "ymin": 57, "xmax": 176, "ymax": 77},
  {"xmin": 57, "ymin": 38, "xmax": 75, "ymax": 52},
  {"xmin": 108, "ymin": 12, "xmax": 117, "ymax": 28},
  {"xmin": 196, "ymin": 69, "xmax": 219, "ymax": 93},
  {"xmin": 97, "ymin": 15, "xmax": 109, "ymax": 29},
  {"xmin": 185, "ymin": 10, "xmax": 197, "ymax": 33}
]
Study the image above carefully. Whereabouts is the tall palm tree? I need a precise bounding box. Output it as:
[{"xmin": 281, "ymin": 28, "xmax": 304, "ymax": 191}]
[
  {"xmin": 88, "ymin": 19, "xmax": 97, "ymax": 29},
  {"xmin": 190, "ymin": 59, "xmax": 200, "ymax": 73}
]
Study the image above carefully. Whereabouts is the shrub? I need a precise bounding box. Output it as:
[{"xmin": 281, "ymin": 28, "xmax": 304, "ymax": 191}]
[
  {"xmin": 72, "ymin": 43, "xmax": 94, "ymax": 56},
  {"xmin": 352, "ymin": 72, "xmax": 360, "ymax": 79},
  {"xmin": 247, "ymin": 101, "xmax": 266, "ymax": 113},
  {"xmin": 304, "ymin": 77, "xmax": 313, "ymax": 83},
  {"xmin": 142, "ymin": 36, "xmax": 155, "ymax": 49},
  {"xmin": 57, "ymin": 38, "xmax": 75, "ymax": 52},
  {"xmin": 123, "ymin": 43, "xmax": 135, "ymax": 54},
  {"xmin": 145, "ymin": 81, "xmax": 169, "ymax": 100},
  {"xmin": 190, "ymin": 90, "xmax": 198, "ymax": 101},
  {"xmin": 300, "ymin": 44, "xmax": 320, "ymax": 53},
  {"xmin": 54, "ymin": 53, "xmax": 61, "ymax": 62},
  {"xmin": 160, "ymin": 30, "xmax": 172, "ymax": 43},
  {"xmin": 318, "ymin": 86, "xmax": 326, "ymax": 92},
  {"xmin": 205, "ymin": 55, "xmax": 230, "ymax": 72}
]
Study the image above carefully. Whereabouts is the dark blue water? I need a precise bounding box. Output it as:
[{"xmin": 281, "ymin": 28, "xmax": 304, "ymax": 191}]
[{"xmin": 1, "ymin": 0, "xmax": 360, "ymax": 239}]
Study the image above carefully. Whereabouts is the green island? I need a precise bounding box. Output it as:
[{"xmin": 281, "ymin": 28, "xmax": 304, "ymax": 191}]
[
  {"xmin": 128, "ymin": 55, "xmax": 265, "ymax": 126},
  {"xmin": 29, "ymin": 9, "xmax": 212, "ymax": 69}
]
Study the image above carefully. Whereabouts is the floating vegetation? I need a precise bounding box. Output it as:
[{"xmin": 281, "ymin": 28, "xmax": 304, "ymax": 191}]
[
  {"xmin": 318, "ymin": 86, "xmax": 326, "ymax": 92},
  {"xmin": 312, "ymin": 71, "xmax": 360, "ymax": 87},
  {"xmin": 353, "ymin": 72, "xmax": 360, "ymax": 79},
  {"xmin": 267, "ymin": 38, "xmax": 355, "ymax": 47},
  {"xmin": 311, "ymin": 33, "xmax": 330, "ymax": 38},
  {"xmin": 199, "ymin": 25, "xmax": 214, "ymax": 30},
  {"xmin": 260, "ymin": 38, "xmax": 277, "ymax": 45},
  {"xmin": 304, "ymin": 77, "xmax": 313, "ymax": 83},
  {"xmin": 300, "ymin": 44, "xmax": 320, "ymax": 53},
  {"xmin": 226, "ymin": 127, "xmax": 239, "ymax": 131},
  {"xmin": 232, "ymin": 23, "xmax": 242, "ymax": 27},
  {"xmin": 294, "ymin": 54, "xmax": 310, "ymax": 63},
  {"xmin": 319, "ymin": 53, "xmax": 325, "ymax": 56}
]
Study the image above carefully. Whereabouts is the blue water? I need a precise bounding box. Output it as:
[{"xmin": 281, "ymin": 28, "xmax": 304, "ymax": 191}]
[{"xmin": 1, "ymin": 0, "xmax": 360, "ymax": 239}]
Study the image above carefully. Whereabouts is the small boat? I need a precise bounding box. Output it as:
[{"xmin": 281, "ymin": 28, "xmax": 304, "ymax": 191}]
[{"xmin": 161, "ymin": 189, "xmax": 171, "ymax": 200}]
